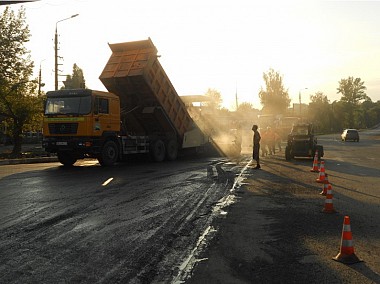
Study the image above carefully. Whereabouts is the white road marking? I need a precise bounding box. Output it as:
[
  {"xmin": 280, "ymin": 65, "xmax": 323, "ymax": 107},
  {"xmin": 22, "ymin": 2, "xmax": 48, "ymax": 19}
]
[{"xmin": 102, "ymin": 177, "xmax": 114, "ymax": 186}]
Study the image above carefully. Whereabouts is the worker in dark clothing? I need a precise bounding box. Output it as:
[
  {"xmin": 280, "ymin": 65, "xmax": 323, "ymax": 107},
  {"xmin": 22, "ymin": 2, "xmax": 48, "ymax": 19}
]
[{"xmin": 252, "ymin": 124, "xmax": 261, "ymax": 169}]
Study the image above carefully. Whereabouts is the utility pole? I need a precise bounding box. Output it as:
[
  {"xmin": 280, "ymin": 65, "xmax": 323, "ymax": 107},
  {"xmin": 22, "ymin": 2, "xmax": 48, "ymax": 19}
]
[
  {"xmin": 54, "ymin": 14, "xmax": 79, "ymax": 90},
  {"xmin": 235, "ymin": 83, "xmax": 239, "ymax": 111},
  {"xmin": 298, "ymin": 87, "xmax": 308, "ymax": 119},
  {"xmin": 54, "ymin": 26, "xmax": 58, "ymax": 90},
  {"xmin": 38, "ymin": 59, "xmax": 45, "ymax": 95}
]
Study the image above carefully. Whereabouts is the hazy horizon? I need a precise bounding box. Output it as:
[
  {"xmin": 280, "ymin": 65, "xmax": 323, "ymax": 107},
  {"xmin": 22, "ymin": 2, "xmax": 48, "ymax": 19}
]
[{"xmin": 2, "ymin": 0, "xmax": 380, "ymax": 110}]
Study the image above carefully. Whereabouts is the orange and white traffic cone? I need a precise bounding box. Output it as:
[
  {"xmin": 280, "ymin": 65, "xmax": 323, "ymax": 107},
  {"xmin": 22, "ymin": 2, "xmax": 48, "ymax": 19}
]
[
  {"xmin": 316, "ymin": 161, "xmax": 326, "ymax": 183},
  {"xmin": 322, "ymin": 183, "xmax": 336, "ymax": 213},
  {"xmin": 333, "ymin": 216, "xmax": 362, "ymax": 264},
  {"xmin": 320, "ymin": 175, "xmax": 330, "ymax": 196},
  {"xmin": 310, "ymin": 150, "xmax": 319, "ymax": 172}
]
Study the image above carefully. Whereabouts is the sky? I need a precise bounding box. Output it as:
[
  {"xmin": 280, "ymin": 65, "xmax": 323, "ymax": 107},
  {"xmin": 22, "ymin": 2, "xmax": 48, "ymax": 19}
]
[{"xmin": 2, "ymin": 0, "xmax": 380, "ymax": 110}]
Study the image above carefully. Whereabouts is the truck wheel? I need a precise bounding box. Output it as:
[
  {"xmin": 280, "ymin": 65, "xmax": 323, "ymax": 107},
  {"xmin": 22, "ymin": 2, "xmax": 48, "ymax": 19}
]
[
  {"xmin": 57, "ymin": 151, "xmax": 77, "ymax": 166},
  {"xmin": 316, "ymin": 145, "xmax": 324, "ymax": 159},
  {"xmin": 98, "ymin": 140, "xmax": 118, "ymax": 166},
  {"xmin": 150, "ymin": 139, "xmax": 166, "ymax": 162},
  {"xmin": 166, "ymin": 139, "xmax": 178, "ymax": 161},
  {"xmin": 285, "ymin": 146, "xmax": 291, "ymax": 161}
]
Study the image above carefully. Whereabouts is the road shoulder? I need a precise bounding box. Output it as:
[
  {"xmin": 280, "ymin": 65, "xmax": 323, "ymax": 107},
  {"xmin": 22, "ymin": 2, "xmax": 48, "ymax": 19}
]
[{"xmin": 187, "ymin": 155, "xmax": 373, "ymax": 283}]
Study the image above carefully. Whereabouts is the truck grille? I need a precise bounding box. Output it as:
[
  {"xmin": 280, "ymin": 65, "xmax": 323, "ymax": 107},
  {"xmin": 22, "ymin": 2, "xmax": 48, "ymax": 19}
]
[{"xmin": 48, "ymin": 123, "xmax": 78, "ymax": 134}]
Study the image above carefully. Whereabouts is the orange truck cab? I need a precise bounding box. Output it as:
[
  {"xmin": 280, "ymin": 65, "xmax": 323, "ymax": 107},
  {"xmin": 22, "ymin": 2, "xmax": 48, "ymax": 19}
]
[{"xmin": 43, "ymin": 89, "xmax": 121, "ymax": 166}]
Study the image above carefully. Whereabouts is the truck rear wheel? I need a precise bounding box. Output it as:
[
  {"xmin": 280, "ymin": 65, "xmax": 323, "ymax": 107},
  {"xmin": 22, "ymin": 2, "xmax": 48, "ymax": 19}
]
[
  {"xmin": 57, "ymin": 151, "xmax": 77, "ymax": 166},
  {"xmin": 150, "ymin": 139, "xmax": 166, "ymax": 162},
  {"xmin": 98, "ymin": 140, "xmax": 118, "ymax": 166},
  {"xmin": 166, "ymin": 139, "xmax": 178, "ymax": 161},
  {"xmin": 316, "ymin": 145, "xmax": 324, "ymax": 159}
]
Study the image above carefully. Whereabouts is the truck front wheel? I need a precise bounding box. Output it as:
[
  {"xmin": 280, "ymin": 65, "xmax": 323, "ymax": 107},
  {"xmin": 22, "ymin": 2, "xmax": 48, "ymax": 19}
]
[
  {"xmin": 57, "ymin": 151, "xmax": 77, "ymax": 166},
  {"xmin": 98, "ymin": 140, "xmax": 118, "ymax": 166},
  {"xmin": 150, "ymin": 139, "xmax": 166, "ymax": 162}
]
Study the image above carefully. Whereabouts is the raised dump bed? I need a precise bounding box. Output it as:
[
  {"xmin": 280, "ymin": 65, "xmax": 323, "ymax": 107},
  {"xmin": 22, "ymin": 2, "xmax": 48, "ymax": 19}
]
[{"xmin": 99, "ymin": 38, "xmax": 193, "ymax": 139}]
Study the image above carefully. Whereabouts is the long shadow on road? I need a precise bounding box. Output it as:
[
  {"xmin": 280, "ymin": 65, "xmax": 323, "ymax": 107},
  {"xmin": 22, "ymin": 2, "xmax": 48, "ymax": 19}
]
[{"xmin": 236, "ymin": 156, "xmax": 380, "ymax": 283}]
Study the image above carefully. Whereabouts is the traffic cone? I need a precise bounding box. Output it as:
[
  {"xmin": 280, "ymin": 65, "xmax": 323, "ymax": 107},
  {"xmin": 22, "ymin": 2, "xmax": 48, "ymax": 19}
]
[
  {"xmin": 322, "ymin": 183, "xmax": 336, "ymax": 213},
  {"xmin": 333, "ymin": 216, "xmax": 362, "ymax": 264},
  {"xmin": 320, "ymin": 175, "xmax": 330, "ymax": 195},
  {"xmin": 310, "ymin": 150, "xmax": 319, "ymax": 172},
  {"xmin": 316, "ymin": 161, "xmax": 326, "ymax": 183}
]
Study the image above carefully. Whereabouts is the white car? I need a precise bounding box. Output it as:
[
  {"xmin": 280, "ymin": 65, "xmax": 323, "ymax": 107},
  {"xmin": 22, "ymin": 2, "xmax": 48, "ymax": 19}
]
[{"xmin": 341, "ymin": 129, "xmax": 359, "ymax": 142}]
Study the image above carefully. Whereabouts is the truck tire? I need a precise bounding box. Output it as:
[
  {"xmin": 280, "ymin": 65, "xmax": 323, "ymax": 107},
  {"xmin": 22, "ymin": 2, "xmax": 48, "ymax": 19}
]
[
  {"xmin": 150, "ymin": 139, "xmax": 166, "ymax": 162},
  {"xmin": 316, "ymin": 145, "xmax": 324, "ymax": 159},
  {"xmin": 285, "ymin": 146, "xmax": 292, "ymax": 161},
  {"xmin": 98, "ymin": 140, "xmax": 118, "ymax": 166},
  {"xmin": 57, "ymin": 151, "xmax": 77, "ymax": 166},
  {"xmin": 166, "ymin": 139, "xmax": 178, "ymax": 161}
]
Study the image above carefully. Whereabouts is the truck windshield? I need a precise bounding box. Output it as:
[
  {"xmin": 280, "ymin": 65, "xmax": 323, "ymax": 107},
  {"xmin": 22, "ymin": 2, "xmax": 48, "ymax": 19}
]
[{"xmin": 45, "ymin": 96, "xmax": 92, "ymax": 115}]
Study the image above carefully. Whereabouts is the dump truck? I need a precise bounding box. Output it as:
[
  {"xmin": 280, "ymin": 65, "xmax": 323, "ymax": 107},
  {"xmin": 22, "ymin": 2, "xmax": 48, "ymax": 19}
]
[{"xmin": 42, "ymin": 38, "xmax": 209, "ymax": 166}]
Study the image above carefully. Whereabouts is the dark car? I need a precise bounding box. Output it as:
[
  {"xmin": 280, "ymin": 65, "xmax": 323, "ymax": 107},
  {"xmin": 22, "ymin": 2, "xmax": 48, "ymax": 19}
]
[{"xmin": 341, "ymin": 129, "xmax": 359, "ymax": 142}]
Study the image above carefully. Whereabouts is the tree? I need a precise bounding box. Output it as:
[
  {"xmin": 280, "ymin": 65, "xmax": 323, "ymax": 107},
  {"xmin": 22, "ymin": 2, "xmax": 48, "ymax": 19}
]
[
  {"xmin": 307, "ymin": 92, "xmax": 332, "ymax": 133},
  {"xmin": 337, "ymin": 76, "xmax": 368, "ymax": 127},
  {"xmin": 310, "ymin": 92, "xmax": 329, "ymax": 105},
  {"xmin": 337, "ymin": 77, "xmax": 368, "ymax": 105},
  {"xmin": 258, "ymin": 68, "xmax": 290, "ymax": 115},
  {"xmin": 0, "ymin": 6, "xmax": 40, "ymax": 157},
  {"xmin": 356, "ymin": 99, "xmax": 379, "ymax": 129},
  {"xmin": 62, "ymin": 63, "xmax": 86, "ymax": 89},
  {"xmin": 237, "ymin": 102, "xmax": 254, "ymax": 113},
  {"xmin": 204, "ymin": 88, "xmax": 222, "ymax": 110}
]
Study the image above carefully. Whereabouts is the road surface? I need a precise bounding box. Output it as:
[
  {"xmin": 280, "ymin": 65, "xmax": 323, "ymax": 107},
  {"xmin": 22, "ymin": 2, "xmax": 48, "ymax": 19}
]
[
  {"xmin": 0, "ymin": 155, "xmax": 244, "ymax": 283},
  {"xmin": 188, "ymin": 128, "xmax": 380, "ymax": 283},
  {"xmin": 1, "ymin": 128, "xmax": 379, "ymax": 283}
]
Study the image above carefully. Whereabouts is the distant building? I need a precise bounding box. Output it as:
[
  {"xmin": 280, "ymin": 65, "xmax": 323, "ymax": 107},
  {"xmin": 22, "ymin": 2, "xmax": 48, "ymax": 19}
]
[{"xmin": 289, "ymin": 103, "xmax": 309, "ymax": 117}]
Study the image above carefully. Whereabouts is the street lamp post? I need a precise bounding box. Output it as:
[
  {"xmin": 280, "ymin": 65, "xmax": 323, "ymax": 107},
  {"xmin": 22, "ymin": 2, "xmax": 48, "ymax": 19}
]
[
  {"xmin": 298, "ymin": 87, "xmax": 308, "ymax": 118},
  {"xmin": 54, "ymin": 14, "xmax": 79, "ymax": 90},
  {"xmin": 38, "ymin": 59, "xmax": 45, "ymax": 95}
]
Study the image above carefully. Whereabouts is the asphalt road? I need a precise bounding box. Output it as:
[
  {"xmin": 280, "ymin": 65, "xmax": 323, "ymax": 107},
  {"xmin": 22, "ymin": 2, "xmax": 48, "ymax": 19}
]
[
  {"xmin": 188, "ymin": 127, "xmax": 380, "ymax": 283},
  {"xmin": 0, "ymin": 154, "xmax": 245, "ymax": 283},
  {"xmin": 0, "ymin": 128, "xmax": 379, "ymax": 283}
]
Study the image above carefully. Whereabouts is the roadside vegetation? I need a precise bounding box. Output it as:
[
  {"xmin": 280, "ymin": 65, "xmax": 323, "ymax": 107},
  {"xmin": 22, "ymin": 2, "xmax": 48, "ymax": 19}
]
[
  {"xmin": 205, "ymin": 69, "xmax": 380, "ymax": 134},
  {"xmin": 0, "ymin": 6, "xmax": 42, "ymax": 157}
]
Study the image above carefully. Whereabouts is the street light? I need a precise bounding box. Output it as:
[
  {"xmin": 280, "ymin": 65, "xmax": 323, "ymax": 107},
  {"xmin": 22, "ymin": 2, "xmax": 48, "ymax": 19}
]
[
  {"xmin": 298, "ymin": 87, "xmax": 308, "ymax": 118},
  {"xmin": 54, "ymin": 14, "xmax": 79, "ymax": 90},
  {"xmin": 38, "ymin": 59, "xmax": 45, "ymax": 95}
]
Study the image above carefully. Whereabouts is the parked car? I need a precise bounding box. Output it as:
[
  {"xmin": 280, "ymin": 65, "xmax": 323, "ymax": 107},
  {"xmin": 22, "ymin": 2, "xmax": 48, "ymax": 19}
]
[
  {"xmin": 341, "ymin": 129, "xmax": 359, "ymax": 142},
  {"xmin": 22, "ymin": 131, "xmax": 43, "ymax": 144}
]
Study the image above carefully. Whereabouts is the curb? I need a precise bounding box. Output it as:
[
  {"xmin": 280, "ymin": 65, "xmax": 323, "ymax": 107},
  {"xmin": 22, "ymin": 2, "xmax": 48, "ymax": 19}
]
[{"xmin": 0, "ymin": 157, "xmax": 58, "ymax": 166}]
